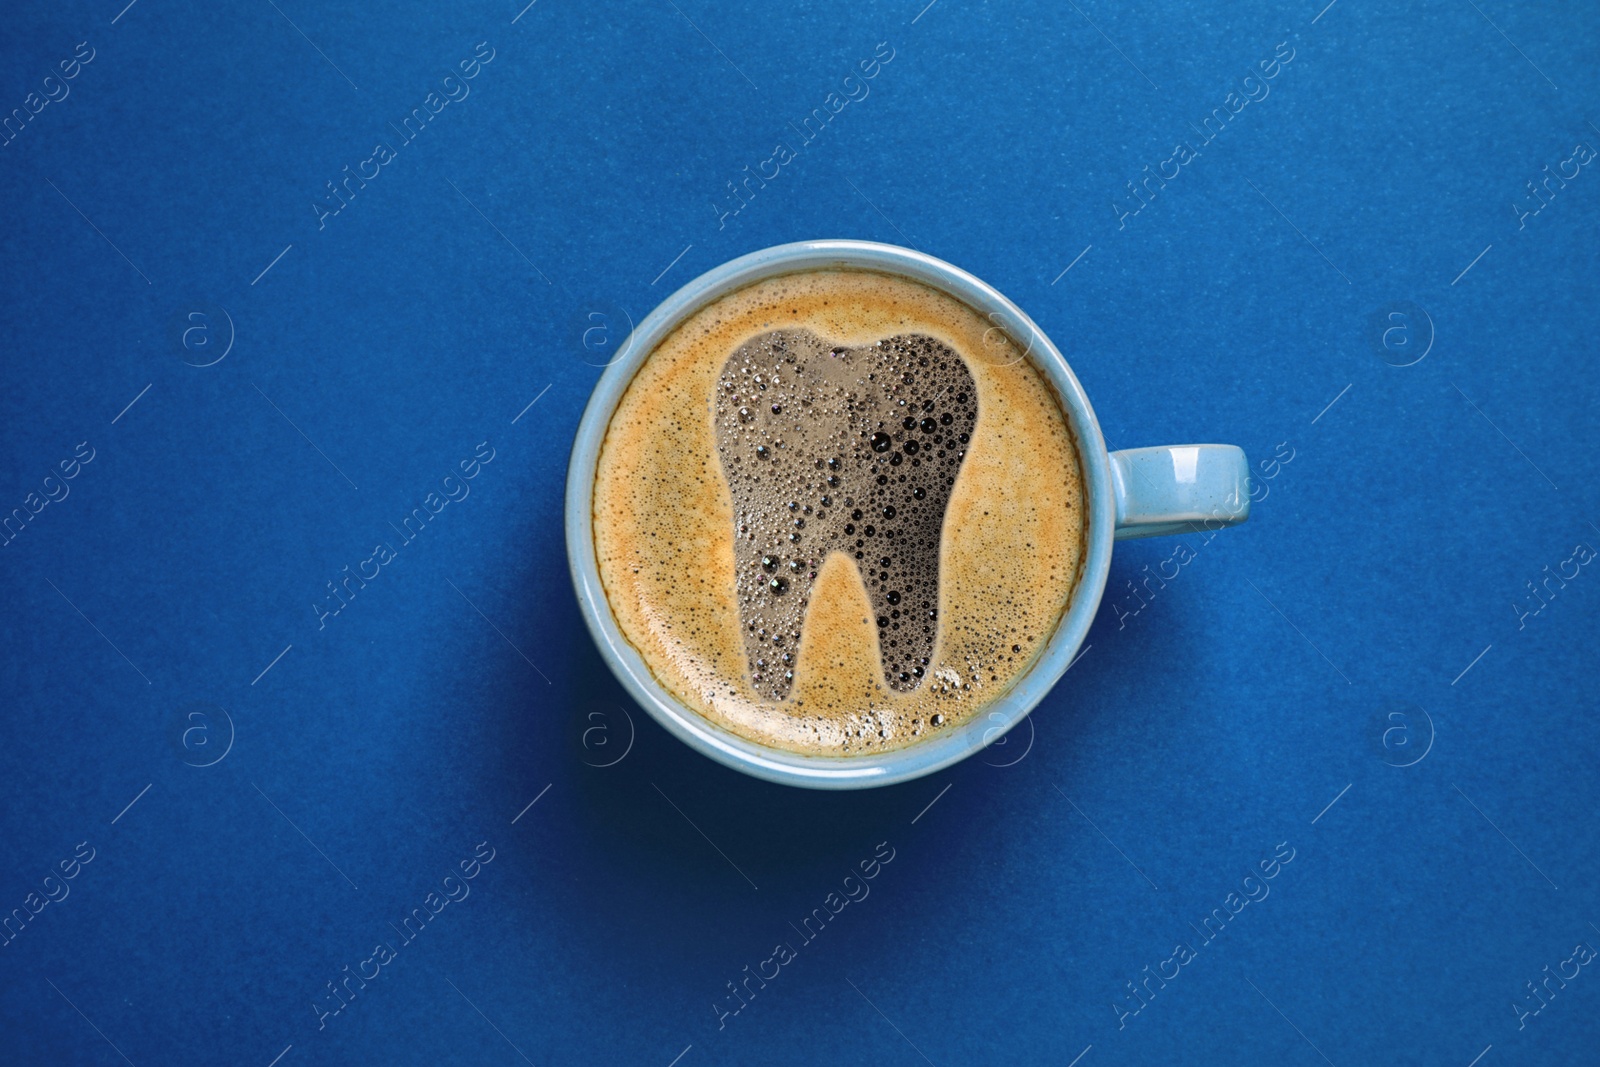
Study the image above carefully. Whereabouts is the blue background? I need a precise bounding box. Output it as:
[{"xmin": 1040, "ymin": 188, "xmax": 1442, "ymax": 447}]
[{"xmin": 2, "ymin": 1, "xmax": 1597, "ymax": 1064}]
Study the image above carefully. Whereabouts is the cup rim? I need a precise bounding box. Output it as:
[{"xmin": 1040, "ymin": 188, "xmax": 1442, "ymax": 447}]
[{"xmin": 564, "ymin": 240, "xmax": 1115, "ymax": 789}]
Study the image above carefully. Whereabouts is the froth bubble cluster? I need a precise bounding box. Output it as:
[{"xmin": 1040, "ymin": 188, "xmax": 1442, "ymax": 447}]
[{"xmin": 714, "ymin": 329, "xmax": 978, "ymax": 701}]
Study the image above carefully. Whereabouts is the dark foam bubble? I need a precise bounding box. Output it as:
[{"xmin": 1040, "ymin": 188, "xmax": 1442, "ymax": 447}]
[{"xmin": 715, "ymin": 329, "xmax": 978, "ymax": 700}]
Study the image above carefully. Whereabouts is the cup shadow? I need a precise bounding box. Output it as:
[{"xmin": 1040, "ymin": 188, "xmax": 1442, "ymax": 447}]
[{"xmin": 497, "ymin": 548, "xmax": 1162, "ymax": 895}]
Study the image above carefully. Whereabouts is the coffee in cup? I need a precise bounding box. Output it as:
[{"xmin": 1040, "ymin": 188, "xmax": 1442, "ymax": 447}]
[{"xmin": 591, "ymin": 268, "xmax": 1084, "ymax": 756}]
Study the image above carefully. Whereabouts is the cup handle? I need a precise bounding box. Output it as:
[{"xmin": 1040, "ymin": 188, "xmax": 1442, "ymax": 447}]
[{"xmin": 1109, "ymin": 445, "xmax": 1251, "ymax": 541}]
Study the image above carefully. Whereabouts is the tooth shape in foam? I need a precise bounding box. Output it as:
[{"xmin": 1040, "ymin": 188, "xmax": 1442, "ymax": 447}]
[{"xmin": 714, "ymin": 329, "xmax": 978, "ymax": 700}]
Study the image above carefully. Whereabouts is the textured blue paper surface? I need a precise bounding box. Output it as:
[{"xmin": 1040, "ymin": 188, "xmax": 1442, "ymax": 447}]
[{"xmin": 2, "ymin": 2, "xmax": 1597, "ymax": 1064}]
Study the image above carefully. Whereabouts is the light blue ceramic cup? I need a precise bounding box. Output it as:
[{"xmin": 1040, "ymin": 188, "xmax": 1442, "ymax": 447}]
[{"xmin": 565, "ymin": 240, "xmax": 1249, "ymax": 790}]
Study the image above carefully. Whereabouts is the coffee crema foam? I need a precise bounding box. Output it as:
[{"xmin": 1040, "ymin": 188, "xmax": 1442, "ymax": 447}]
[{"xmin": 592, "ymin": 269, "xmax": 1085, "ymax": 756}]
